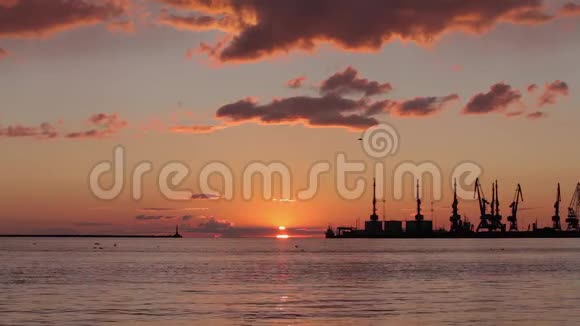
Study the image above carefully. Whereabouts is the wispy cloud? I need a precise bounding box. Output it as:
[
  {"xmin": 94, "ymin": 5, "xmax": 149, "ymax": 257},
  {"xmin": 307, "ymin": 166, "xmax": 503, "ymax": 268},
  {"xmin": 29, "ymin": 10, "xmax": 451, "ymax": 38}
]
[
  {"xmin": 0, "ymin": 113, "xmax": 127, "ymax": 140},
  {"xmin": 286, "ymin": 76, "xmax": 306, "ymax": 89},
  {"xmin": 135, "ymin": 215, "xmax": 177, "ymax": 221},
  {"xmin": 138, "ymin": 207, "xmax": 209, "ymax": 212}
]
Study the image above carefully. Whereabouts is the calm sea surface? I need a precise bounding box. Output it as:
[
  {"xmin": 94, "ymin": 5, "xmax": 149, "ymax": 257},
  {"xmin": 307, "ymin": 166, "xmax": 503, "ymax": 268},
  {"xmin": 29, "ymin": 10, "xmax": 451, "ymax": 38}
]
[{"xmin": 1, "ymin": 238, "xmax": 580, "ymax": 325}]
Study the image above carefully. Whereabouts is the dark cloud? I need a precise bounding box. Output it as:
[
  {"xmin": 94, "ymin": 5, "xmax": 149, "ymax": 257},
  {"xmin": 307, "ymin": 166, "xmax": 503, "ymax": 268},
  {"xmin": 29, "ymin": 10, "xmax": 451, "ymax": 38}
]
[
  {"xmin": 560, "ymin": 2, "xmax": 580, "ymax": 16},
  {"xmin": 389, "ymin": 94, "xmax": 459, "ymax": 117},
  {"xmin": 462, "ymin": 83, "xmax": 522, "ymax": 114},
  {"xmin": 138, "ymin": 208, "xmax": 209, "ymax": 214},
  {"xmin": 527, "ymin": 111, "xmax": 546, "ymax": 119},
  {"xmin": 527, "ymin": 84, "xmax": 538, "ymax": 92},
  {"xmin": 216, "ymin": 96, "xmax": 381, "ymax": 130},
  {"xmin": 320, "ymin": 66, "xmax": 392, "ymax": 97},
  {"xmin": 0, "ymin": 0, "xmax": 128, "ymax": 38},
  {"xmin": 214, "ymin": 67, "xmax": 461, "ymax": 130},
  {"xmin": 159, "ymin": 0, "xmax": 552, "ymax": 62},
  {"xmin": 65, "ymin": 113, "xmax": 127, "ymax": 138},
  {"xmin": 197, "ymin": 216, "xmax": 232, "ymax": 230},
  {"xmin": 538, "ymin": 80, "xmax": 569, "ymax": 107},
  {"xmin": 139, "ymin": 208, "xmax": 176, "ymax": 212},
  {"xmin": 74, "ymin": 221, "xmax": 113, "ymax": 227},
  {"xmin": 191, "ymin": 193, "xmax": 221, "ymax": 200},
  {"xmin": 506, "ymin": 110, "xmax": 525, "ymax": 117},
  {"xmin": 181, "ymin": 215, "xmax": 193, "ymax": 221},
  {"xmin": 286, "ymin": 76, "xmax": 306, "ymax": 89},
  {"xmin": 135, "ymin": 215, "xmax": 176, "ymax": 220},
  {"xmin": 179, "ymin": 215, "xmax": 324, "ymax": 237}
]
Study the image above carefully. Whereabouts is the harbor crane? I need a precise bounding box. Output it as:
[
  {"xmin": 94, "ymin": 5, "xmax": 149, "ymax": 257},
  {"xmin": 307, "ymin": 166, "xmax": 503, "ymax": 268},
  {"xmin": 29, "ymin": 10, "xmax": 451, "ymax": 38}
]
[
  {"xmin": 552, "ymin": 183, "xmax": 561, "ymax": 230},
  {"xmin": 475, "ymin": 178, "xmax": 505, "ymax": 232},
  {"xmin": 566, "ymin": 183, "xmax": 580, "ymax": 231},
  {"xmin": 474, "ymin": 178, "xmax": 488, "ymax": 216},
  {"xmin": 449, "ymin": 179, "xmax": 462, "ymax": 232},
  {"xmin": 474, "ymin": 178, "xmax": 488, "ymax": 232},
  {"xmin": 491, "ymin": 181, "xmax": 503, "ymax": 230},
  {"xmin": 507, "ymin": 184, "xmax": 523, "ymax": 231}
]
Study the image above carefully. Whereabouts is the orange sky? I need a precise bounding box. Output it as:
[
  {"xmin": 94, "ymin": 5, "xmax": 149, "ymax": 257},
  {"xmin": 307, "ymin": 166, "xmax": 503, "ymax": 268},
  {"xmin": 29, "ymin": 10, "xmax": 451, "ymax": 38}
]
[{"xmin": 0, "ymin": 0, "xmax": 579, "ymax": 236}]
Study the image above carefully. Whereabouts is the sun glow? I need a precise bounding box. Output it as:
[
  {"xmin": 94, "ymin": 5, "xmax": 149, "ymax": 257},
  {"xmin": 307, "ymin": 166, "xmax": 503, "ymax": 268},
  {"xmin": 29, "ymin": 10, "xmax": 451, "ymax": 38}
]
[
  {"xmin": 276, "ymin": 234, "xmax": 289, "ymax": 239},
  {"xmin": 278, "ymin": 226, "xmax": 286, "ymax": 231}
]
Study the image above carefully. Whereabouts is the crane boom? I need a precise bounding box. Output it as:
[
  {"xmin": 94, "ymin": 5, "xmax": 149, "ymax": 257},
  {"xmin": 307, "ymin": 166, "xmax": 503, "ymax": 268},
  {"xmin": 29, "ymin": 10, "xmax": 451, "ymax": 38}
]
[
  {"xmin": 507, "ymin": 184, "xmax": 523, "ymax": 231},
  {"xmin": 473, "ymin": 178, "xmax": 487, "ymax": 217}
]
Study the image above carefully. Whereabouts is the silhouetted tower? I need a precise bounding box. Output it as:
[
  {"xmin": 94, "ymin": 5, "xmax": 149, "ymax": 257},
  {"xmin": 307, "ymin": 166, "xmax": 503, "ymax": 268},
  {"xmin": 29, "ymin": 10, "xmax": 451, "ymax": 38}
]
[
  {"xmin": 552, "ymin": 183, "xmax": 562, "ymax": 230},
  {"xmin": 507, "ymin": 184, "xmax": 523, "ymax": 231},
  {"xmin": 566, "ymin": 183, "xmax": 580, "ymax": 231},
  {"xmin": 493, "ymin": 181, "xmax": 505, "ymax": 232},
  {"xmin": 370, "ymin": 178, "xmax": 379, "ymax": 221},
  {"xmin": 449, "ymin": 179, "xmax": 463, "ymax": 232},
  {"xmin": 495, "ymin": 181, "xmax": 501, "ymax": 220},
  {"xmin": 491, "ymin": 181, "xmax": 496, "ymax": 217},
  {"xmin": 172, "ymin": 225, "xmax": 182, "ymax": 238},
  {"xmin": 415, "ymin": 180, "xmax": 424, "ymax": 222}
]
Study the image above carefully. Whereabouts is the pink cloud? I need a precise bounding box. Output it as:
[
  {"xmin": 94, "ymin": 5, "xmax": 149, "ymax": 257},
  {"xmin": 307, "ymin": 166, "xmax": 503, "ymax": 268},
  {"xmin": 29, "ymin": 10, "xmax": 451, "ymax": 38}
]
[
  {"xmin": 286, "ymin": 76, "xmax": 306, "ymax": 89},
  {"xmin": 0, "ymin": 122, "xmax": 57, "ymax": 139},
  {"xmin": 1, "ymin": 113, "xmax": 128, "ymax": 140},
  {"xmin": 538, "ymin": 80, "xmax": 569, "ymax": 107},
  {"xmin": 65, "ymin": 113, "xmax": 128, "ymax": 139},
  {"xmin": 170, "ymin": 124, "xmax": 226, "ymax": 134}
]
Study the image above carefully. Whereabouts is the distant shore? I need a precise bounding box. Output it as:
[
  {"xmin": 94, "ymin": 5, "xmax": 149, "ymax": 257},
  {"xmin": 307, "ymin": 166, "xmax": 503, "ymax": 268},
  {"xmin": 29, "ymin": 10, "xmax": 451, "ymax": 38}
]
[{"xmin": 0, "ymin": 234, "xmax": 181, "ymax": 238}]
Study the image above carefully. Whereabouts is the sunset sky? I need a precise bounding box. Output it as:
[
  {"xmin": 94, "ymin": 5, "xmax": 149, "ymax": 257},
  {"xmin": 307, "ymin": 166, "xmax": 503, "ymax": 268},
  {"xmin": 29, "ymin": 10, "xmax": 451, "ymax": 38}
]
[{"xmin": 1, "ymin": 0, "xmax": 579, "ymax": 236}]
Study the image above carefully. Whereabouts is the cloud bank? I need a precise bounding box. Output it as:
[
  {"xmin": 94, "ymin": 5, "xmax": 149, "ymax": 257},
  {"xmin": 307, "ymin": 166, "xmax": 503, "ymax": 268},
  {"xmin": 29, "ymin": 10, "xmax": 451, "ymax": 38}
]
[{"xmin": 158, "ymin": 0, "xmax": 555, "ymax": 62}]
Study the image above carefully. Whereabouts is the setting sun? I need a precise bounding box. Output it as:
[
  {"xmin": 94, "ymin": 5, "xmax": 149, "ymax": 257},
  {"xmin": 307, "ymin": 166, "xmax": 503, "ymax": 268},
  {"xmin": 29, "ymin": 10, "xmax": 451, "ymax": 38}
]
[
  {"xmin": 278, "ymin": 226, "xmax": 286, "ymax": 231},
  {"xmin": 276, "ymin": 234, "xmax": 289, "ymax": 239}
]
